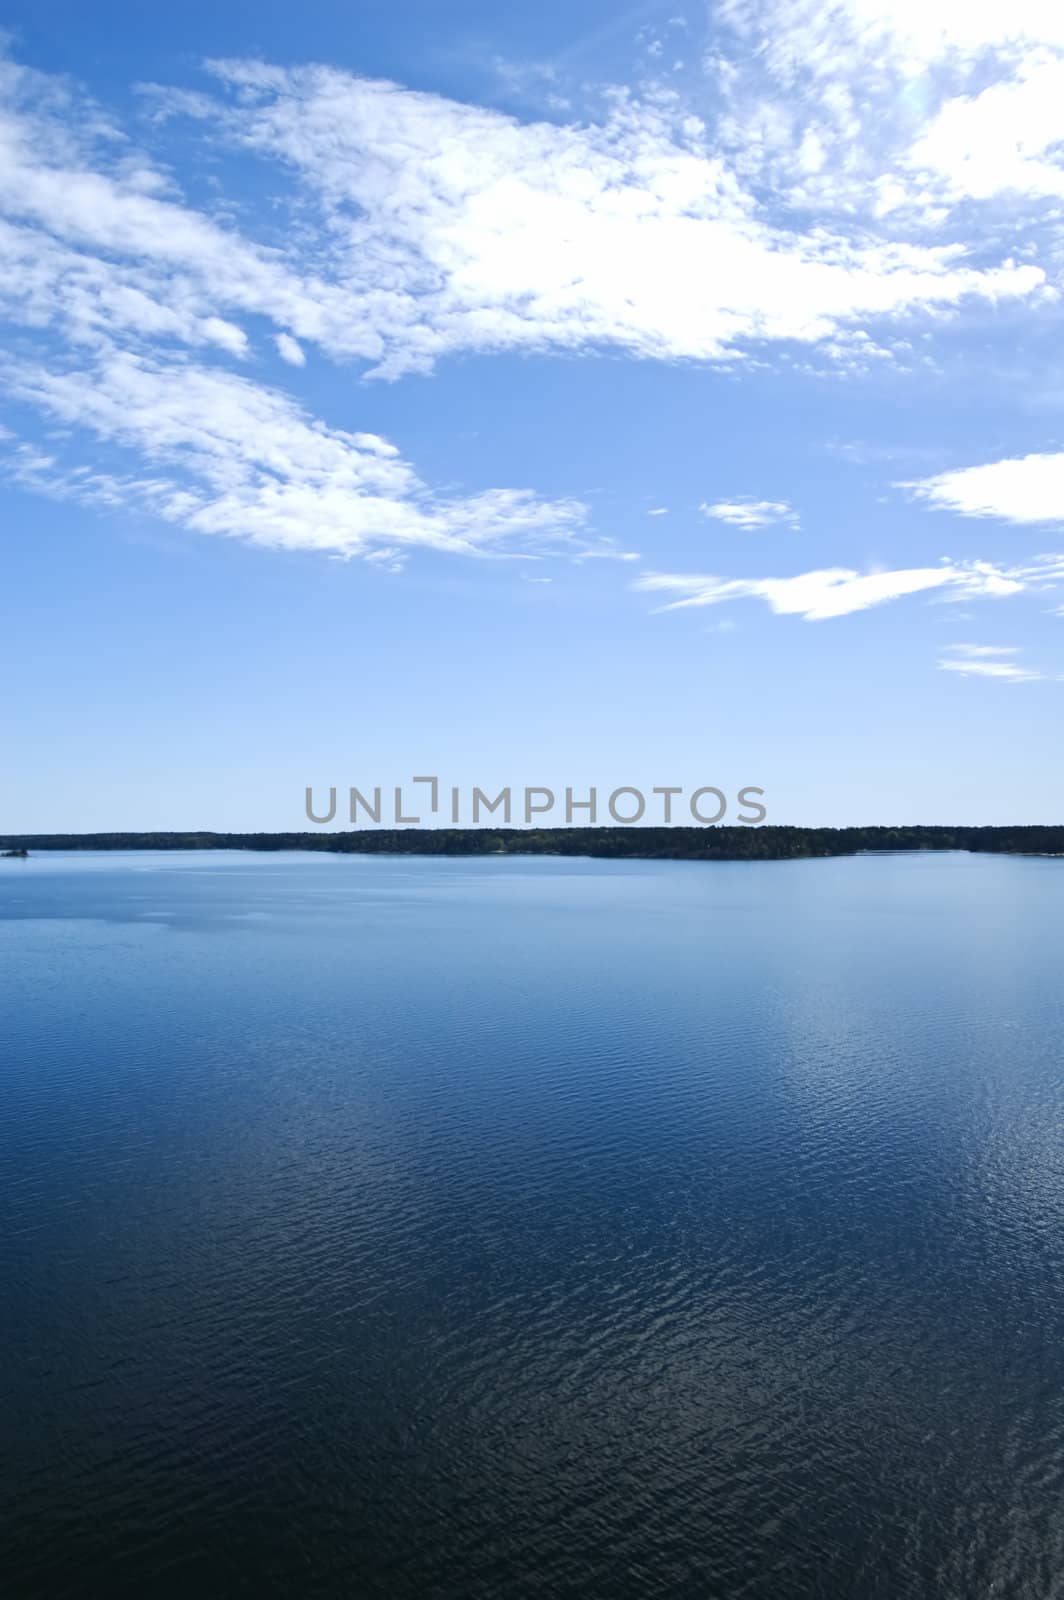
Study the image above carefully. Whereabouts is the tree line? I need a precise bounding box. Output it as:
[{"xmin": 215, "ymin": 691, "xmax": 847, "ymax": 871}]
[{"xmin": 2, "ymin": 826, "xmax": 1062, "ymax": 860}]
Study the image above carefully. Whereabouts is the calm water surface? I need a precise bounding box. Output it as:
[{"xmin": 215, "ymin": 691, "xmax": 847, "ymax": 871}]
[{"xmin": 3, "ymin": 849, "xmax": 1064, "ymax": 1598}]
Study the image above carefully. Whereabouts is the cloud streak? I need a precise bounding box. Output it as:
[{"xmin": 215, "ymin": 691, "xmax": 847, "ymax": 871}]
[
  {"xmin": 2, "ymin": 350, "xmax": 593, "ymax": 560},
  {"xmin": 635, "ymin": 556, "xmax": 1064, "ymax": 620},
  {"xmin": 938, "ymin": 643, "xmax": 1050, "ymax": 680}
]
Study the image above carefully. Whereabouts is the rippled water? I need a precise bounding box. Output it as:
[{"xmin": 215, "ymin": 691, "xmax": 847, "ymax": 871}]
[{"xmin": 3, "ymin": 849, "xmax": 1064, "ymax": 1598}]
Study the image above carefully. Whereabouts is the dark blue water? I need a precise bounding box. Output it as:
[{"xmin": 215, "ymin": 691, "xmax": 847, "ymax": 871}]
[{"xmin": 3, "ymin": 849, "xmax": 1064, "ymax": 1598}]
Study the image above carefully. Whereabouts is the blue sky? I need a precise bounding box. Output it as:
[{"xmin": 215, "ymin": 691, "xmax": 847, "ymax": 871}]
[{"xmin": 4, "ymin": 0, "xmax": 1064, "ymax": 830}]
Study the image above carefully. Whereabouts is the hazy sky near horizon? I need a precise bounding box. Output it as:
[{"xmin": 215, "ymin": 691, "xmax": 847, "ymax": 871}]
[{"xmin": 3, "ymin": 0, "xmax": 1064, "ymax": 830}]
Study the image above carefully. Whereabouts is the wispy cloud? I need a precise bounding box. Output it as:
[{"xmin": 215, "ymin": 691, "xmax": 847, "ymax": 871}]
[
  {"xmin": 714, "ymin": 0, "xmax": 1064, "ymax": 226},
  {"xmin": 203, "ymin": 59, "xmax": 1043, "ymax": 378},
  {"xmin": 699, "ymin": 497, "xmax": 798, "ymax": 529},
  {"xmin": 2, "ymin": 19, "xmax": 1064, "ymax": 572},
  {"xmin": 942, "ymin": 643, "xmax": 1021, "ymax": 658},
  {"xmin": 938, "ymin": 643, "xmax": 1049, "ymax": 681},
  {"xmin": 1, "ymin": 349, "xmax": 593, "ymax": 560},
  {"xmin": 0, "ymin": 56, "xmax": 336, "ymax": 355},
  {"xmin": 635, "ymin": 556, "xmax": 1064, "ymax": 621}
]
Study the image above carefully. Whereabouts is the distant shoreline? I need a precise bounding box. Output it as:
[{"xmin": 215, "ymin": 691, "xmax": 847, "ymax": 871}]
[{"xmin": 2, "ymin": 826, "xmax": 1062, "ymax": 863}]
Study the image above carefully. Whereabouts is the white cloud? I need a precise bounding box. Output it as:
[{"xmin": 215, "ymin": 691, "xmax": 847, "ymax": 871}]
[
  {"xmin": 0, "ymin": 56, "xmax": 391, "ymax": 367},
  {"xmin": 275, "ymin": 332, "xmax": 306, "ymax": 366},
  {"xmin": 939, "ymin": 659, "xmax": 1045, "ymax": 679},
  {"xmin": 906, "ymin": 58, "xmax": 1064, "ymax": 203},
  {"xmin": 0, "ymin": 214, "xmax": 253, "ymax": 354},
  {"xmin": 1, "ymin": 31, "xmax": 1063, "ymax": 572},
  {"xmin": 700, "ymin": 497, "xmax": 799, "ymax": 529},
  {"xmin": 718, "ymin": 0, "xmax": 1064, "ymax": 81},
  {"xmin": 193, "ymin": 59, "xmax": 1041, "ymax": 378},
  {"xmin": 0, "ymin": 29, "xmax": 1055, "ymax": 394},
  {"xmin": 939, "ymin": 642, "xmax": 1047, "ymax": 679},
  {"xmin": 0, "ymin": 55, "xmax": 626, "ymax": 567},
  {"xmin": 713, "ymin": 0, "xmax": 1064, "ymax": 231},
  {"xmin": 647, "ymin": 506, "xmax": 669, "ymax": 516},
  {"xmin": 634, "ymin": 555, "xmax": 1063, "ymax": 619},
  {"xmin": 908, "ymin": 452, "xmax": 1064, "ymax": 525},
  {"xmin": 943, "ymin": 643, "xmax": 1021, "ymax": 657},
  {"xmin": 1, "ymin": 349, "xmax": 594, "ymax": 560}
]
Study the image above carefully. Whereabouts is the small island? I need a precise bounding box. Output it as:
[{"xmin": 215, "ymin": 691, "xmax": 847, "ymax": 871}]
[{"xmin": 1, "ymin": 847, "xmax": 28, "ymax": 858}]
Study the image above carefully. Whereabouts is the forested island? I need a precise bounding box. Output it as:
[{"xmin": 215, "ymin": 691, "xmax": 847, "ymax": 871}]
[{"xmin": 1, "ymin": 826, "xmax": 1062, "ymax": 860}]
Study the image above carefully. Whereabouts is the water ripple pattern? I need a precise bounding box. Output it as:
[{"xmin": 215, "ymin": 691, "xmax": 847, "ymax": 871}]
[{"xmin": 2, "ymin": 850, "xmax": 1063, "ymax": 1598}]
